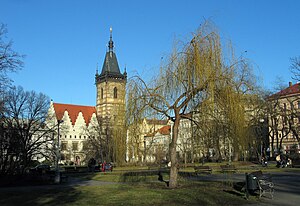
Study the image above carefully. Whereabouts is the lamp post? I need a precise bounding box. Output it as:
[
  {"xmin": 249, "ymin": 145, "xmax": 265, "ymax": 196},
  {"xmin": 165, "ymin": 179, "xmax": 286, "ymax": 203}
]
[
  {"xmin": 259, "ymin": 118, "xmax": 265, "ymax": 163},
  {"xmin": 55, "ymin": 119, "xmax": 63, "ymax": 184}
]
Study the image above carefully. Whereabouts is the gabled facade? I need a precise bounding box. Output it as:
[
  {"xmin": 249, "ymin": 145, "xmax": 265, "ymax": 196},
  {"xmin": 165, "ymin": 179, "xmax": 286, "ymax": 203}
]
[{"xmin": 47, "ymin": 102, "xmax": 98, "ymax": 165}]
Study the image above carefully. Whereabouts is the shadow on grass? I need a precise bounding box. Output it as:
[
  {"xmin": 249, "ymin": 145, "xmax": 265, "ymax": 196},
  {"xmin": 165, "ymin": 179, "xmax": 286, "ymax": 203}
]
[
  {"xmin": 0, "ymin": 172, "xmax": 100, "ymax": 206},
  {"xmin": 0, "ymin": 186, "xmax": 81, "ymax": 206}
]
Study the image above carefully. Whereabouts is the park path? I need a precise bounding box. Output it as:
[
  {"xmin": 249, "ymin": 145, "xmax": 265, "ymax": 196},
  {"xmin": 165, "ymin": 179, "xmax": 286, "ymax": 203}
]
[{"xmin": 190, "ymin": 171, "xmax": 300, "ymax": 206}]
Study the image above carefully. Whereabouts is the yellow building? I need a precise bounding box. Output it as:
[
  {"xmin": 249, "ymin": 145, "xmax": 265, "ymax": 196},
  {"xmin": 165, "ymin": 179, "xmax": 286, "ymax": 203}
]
[{"xmin": 268, "ymin": 82, "xmax": 300, "ymax": 155}]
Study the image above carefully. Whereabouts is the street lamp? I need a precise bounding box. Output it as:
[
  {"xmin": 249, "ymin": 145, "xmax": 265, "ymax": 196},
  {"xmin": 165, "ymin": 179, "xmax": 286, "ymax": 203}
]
[
  {"xmin": 259, "ymin": 118, "xmax": 265, "ymax": 163},
  {"xmin": 55, "ymin": 119, "xmax": 63, "ymax": 184}
]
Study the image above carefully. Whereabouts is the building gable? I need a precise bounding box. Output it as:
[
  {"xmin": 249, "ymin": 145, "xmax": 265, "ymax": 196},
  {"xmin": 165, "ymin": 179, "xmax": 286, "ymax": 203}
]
[{"xmin": 52, "ymin": 103, "xmax": 96, "ymax": 126}]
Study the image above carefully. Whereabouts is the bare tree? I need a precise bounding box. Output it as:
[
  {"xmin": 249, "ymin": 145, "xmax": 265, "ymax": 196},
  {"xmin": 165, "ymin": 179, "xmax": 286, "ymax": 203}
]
[
  {"xmin": 290, "ymin": 56, "xmax": 300, "ymax": 81},
  {"xmin": 83, "ymin": 116, "xmax": 114, "ymax": 163},
  {"xmin": 0, "ymin": 23, "xmax": 24, "ymax": 93},
  {"xmin": 0, "ymin": 86, "xmax": 52, "ymax": 175}
]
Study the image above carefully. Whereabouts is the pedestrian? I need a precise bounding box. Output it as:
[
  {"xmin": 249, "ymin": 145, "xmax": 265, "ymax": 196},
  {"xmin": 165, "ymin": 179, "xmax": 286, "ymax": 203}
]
[
  {"xmin": 102, "ymin": 161, "xmax": 106, "ymax": 173},
  {"xmin": 261, "ymin": 156, "xmax": 267, "ymax": 167},
  {"xmin": 276, "ymin": 154, "xmax": 282, "ymax": 167},
  {"xmin": 287, "ymin": 157, "xmax": 292, "ymax": 167}
]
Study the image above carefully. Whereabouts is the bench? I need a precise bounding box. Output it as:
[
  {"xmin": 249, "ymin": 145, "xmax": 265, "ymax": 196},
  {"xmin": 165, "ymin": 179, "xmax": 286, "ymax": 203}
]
[
  {"xmin": 220, "ymin": 164, "xmax": 237, "ymax": 173},
  {"xmin": 292, "ymin": 159, "xmax": 300, "ymax": 168},
  {"xmin": 157, "ymin": 171, "xmax": 169, "ymax": 187},
  {"xmin": 194, "ymin": 166, "xmax": 212, "ymax": 175},
  {"xmin": 245, "ymin": 170, "xmax": 274, "ymax": 199}
]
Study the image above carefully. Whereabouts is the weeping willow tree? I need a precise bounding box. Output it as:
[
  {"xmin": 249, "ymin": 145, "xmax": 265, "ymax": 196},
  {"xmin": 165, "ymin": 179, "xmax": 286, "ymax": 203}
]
[
  {"xmin": 131, "ymin": 21, "xmax": 257, "ymax": 188},
  {"xmin": 192, "ymin": 59, "xmax": 257, "ymax": 163},
  {"xmin": 219, "ymin": 86, "xmax": 247, "ymax": 161},
  {"xmin": 126, "ymin": 80, "xmax": 147, "ymax": 163}
]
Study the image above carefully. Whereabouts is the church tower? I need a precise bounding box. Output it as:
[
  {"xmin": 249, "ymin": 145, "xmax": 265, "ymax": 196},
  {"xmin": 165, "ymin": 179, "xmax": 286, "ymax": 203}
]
[{"xmin": 95, "ymin": 27, "xmax": 127, "ymax": 131}]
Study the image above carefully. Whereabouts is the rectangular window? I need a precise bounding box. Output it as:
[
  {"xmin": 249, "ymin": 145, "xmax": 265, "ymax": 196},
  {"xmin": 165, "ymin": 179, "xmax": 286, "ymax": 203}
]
[
  {"xmin": 291, "ymin": 102, "xmax": 294, "ymax": 110},
  {"xmin": 72, "ymin": 142, "xmax": 78, "ymax": 151},
  {"xmin": 61, "ymin": 142, "xmax": 67, "ymax": 151},
  {"xmin": 283, "ymin": 103, "xmax": 287, "ymax": 111}
]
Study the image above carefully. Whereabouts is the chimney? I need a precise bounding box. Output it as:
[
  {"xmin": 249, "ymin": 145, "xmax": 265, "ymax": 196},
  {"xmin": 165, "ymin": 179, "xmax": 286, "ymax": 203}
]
[{"xmin": 289, "ymin": 82, "xmax": 293, "ymax": 87}]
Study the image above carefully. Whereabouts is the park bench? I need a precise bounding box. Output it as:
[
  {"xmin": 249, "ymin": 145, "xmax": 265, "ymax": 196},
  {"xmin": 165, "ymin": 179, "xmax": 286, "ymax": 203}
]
[
  {"xmin": 194, "ymin": 166, "xmax": 212, "ymax": 175},
  {"xmin": 157, "ymin": 171, "xmax": 169, "ymax": 187},
  {"xmin": 220, "ymin": 164, "xmax": 237, "ymax": 173},
  {"xmin": 245, "ymin": 170, "xmax": 274, "ymax": 199},
  {"xmin": 292, "ymin": 159, "xmax": 300, "ymax": 168}
]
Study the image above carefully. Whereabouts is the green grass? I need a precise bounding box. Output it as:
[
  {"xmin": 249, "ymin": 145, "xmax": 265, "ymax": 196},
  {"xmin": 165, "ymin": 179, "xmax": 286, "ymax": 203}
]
[
  {"xmin": 0, "ymin": 181, "xmax": 255, "ymax": 206},
  {"xmin": 2, "ymin": 162, "xmax": 297, "ymax": 206},
  {"xmin": 69, "ymin": 171, "xmax": 168, "ymax": 182}
]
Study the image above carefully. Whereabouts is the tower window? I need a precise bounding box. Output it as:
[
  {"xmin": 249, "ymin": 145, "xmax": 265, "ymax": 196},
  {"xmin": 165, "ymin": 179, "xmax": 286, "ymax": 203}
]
[
  {"xmin": 114, "ymin": 87, "xmax": 118, "ymax": 98},
  {"xmin": 101, "ymin": 88, "xmax": 104, "ymax": 99}
]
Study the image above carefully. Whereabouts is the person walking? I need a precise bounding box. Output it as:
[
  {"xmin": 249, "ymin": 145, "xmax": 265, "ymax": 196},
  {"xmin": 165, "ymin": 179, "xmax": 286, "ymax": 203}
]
[{"xmin": 102, "ymin": 161, "xmax": 106, "ymax": 173}]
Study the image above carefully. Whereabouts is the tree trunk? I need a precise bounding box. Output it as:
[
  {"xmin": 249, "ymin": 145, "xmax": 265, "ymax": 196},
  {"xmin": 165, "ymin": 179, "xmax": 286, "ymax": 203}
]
[{"xmin": 169, "ymin": 115, "xmax": 180, "ymax": 188}]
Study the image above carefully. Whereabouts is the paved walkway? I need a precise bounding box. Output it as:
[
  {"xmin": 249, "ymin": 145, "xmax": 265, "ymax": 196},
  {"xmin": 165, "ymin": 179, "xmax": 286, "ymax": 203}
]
[{"xmin": 190, "ymin": 171, "xmax": 300, "ymax": 206}]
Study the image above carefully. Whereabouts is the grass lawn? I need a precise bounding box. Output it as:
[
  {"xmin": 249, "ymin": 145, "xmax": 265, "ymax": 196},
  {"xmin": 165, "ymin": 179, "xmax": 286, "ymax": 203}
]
[
  {"xmin": 0, "ymin": 180, "xmax": 255, "ymax": 206},
  {"xmin": 3, "ymin": 161, "xmax": 294, "ymax": 206}
]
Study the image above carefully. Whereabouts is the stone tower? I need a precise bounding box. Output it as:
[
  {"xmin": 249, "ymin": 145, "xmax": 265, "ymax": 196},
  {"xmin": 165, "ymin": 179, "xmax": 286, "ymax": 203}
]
[{"xmin": 95, "ymin": 28, "xmax": 127, "ymax": 130}]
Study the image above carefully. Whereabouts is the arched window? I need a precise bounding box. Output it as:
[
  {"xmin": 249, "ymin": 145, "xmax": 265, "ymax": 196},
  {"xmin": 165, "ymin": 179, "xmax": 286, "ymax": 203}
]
[
  {"xmin": 114, "ymin": 87, "xmax": 118, "ymax": 98},
  {"xmin": 101, "ymin": 88, "xmax": 104, "ymax": 99}
]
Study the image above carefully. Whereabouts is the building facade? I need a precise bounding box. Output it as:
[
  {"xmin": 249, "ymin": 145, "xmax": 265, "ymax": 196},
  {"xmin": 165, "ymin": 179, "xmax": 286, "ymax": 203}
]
[
  {"xmin": 48, "ymin": 28, "xmax": 127, "ymax": 165},
  {"xmin": 47, "ymin": 102, "xmax": 97, "ymax": 165},
  {"xmin": 268, "ymin": 82, "xmax": 300, "ymax": 156}
]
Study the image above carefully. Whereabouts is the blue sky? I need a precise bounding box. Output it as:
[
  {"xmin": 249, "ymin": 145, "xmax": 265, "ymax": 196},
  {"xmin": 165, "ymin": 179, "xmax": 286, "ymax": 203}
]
[{"xmin": 1, "ymin": 0, "xmax": 299, "ymax": 106}]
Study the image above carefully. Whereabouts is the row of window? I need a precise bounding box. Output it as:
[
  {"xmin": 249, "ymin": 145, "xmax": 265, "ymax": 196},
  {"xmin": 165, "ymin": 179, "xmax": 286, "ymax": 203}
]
[
  {"xmin": 282, "ymin": 101, "xmax": 300, "ymax": 110},
  {"xmin": 100, "ymin": 87, "xmax": 118, "ymax": 99},
  {"xmin": 60, "ymin": 135, "xmax": 87, "ymax": 139},
  {"xmin": 59, "ymin": 135, "xmax": 97, "ymax": 140}
]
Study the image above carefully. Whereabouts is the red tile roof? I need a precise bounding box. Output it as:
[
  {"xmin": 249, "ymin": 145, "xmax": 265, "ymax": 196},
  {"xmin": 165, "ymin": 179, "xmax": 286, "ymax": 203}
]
[
  {"xmin": 53, "ymin": 103, "xmax": 96, "ymax": 126},
  {"xmin": 270, "ymin": 83, "xmax": 300, "ymax": 99},
  {"xmin": 158, "ymin": 125, "xmax": 171, "ymax": 135},
  {"xmin": 144, "ymin": 125, "xmax": 171, "ymax": 137}
]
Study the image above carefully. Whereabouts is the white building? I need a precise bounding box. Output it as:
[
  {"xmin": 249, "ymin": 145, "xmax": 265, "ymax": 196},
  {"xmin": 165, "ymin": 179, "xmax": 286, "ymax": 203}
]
[{"xmin": 47, "ymin": 102, "xmax": 98, "ymax": 165}]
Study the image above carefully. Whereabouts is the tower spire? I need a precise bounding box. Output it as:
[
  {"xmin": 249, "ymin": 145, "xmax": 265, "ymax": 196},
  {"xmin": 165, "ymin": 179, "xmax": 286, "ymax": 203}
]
[{"xmin": 108, "ymin": 27, "xmax": 114, "ymax": 52}]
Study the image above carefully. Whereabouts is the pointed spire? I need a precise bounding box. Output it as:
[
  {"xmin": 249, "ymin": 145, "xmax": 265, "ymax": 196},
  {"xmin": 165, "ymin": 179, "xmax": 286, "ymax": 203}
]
[
  {"xmin": 96, "ymin": 63, "xmax": 99, "ymax": 75},
  {"xmin": 95, "ymin": 27, "xmax": 127, "ymax": 84},
  {"xmin": 124, "ymin": 65, "xmax": 127, "ymax": 77},
  {"xmin": 108, "ymin": 27, "xmax": 114, "ymax": 52}
]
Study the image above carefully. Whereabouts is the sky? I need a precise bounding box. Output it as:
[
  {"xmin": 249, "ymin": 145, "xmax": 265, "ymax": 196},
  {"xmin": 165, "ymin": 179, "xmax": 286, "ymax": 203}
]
[{"xmin": 1, "ymin": 0, "xmax": 299, "ymax": 106}]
